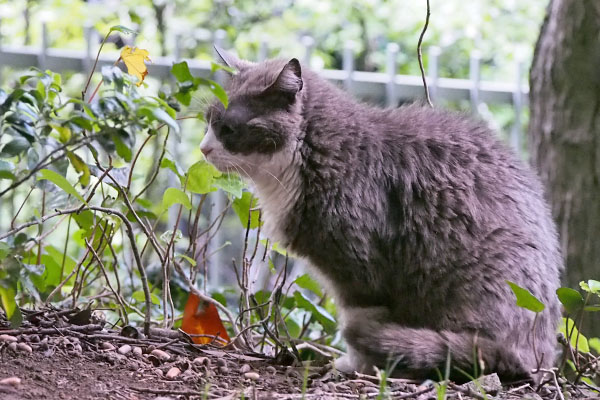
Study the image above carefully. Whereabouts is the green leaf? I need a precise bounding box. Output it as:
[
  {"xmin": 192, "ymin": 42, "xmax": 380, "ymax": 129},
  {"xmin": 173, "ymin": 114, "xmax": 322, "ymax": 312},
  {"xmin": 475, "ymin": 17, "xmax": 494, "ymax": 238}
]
[
  {"xmin": 162, "ymin": 187, "xmax": 192, "ymax": 211},
  {"xmin": 153, "ymin": 108, "xmax": 179, "ymax": 134},
  {"xmin": 212, "ymin": 173, "xmax": 244, "ymax": 198},
  {"xmin": 187, "ymin": 160, "xmax": 220, "ymax": 194},
  {"xmin": 109, "ymin": 25, "xmax": 137, "ymax": 35},
  {"xmin": 0, "ymin": 242, "xmax": 10, "ymax": 260},
  {"xmin": 132, "ymin": 290, "xmax": 160, "ymax": 305},
  {"xmin": 556, "ymin": 287, "xmax": 584, "ymax": 314},
  {"xmin": 196, "ymin": 78, "xmax": 228, "ymax": 108},
  {"xmin": 171, "ymin": 61, "xmax": 194, "ymax": 83},
  {"xmin": 293, "ymin": 290, "xmax": 336, "ymax": 332},
  {"xmin": 160, "ymin": 157, "xmax": 183, "ymax": 178},
  {"xmin": 51, "ymin": 124, "xmax": 72, "ymax": 144},
  {"xmin": 559, "ymin": 317, "xmax": 589, "ymax": 353},
  {"xmin": 506, "ymin": 280, "xmax": 545, "ymax": 313},
  {"xmin": 67, "ymin": 151, "xmax": 91, "ymax": 187},
  {"xmin": 232, "ymin": 192, "xmax": 261, "ymax": 229},
  {"xmin": 210, "ymin": 61, "xmax": 237, "ymax": 75},
  {"xmin": 589, "ymin": 338, "xmax": 600, "ymax": 354},
  {"xmin": 73, "ymin": 210, "xmax": 95, "ymax": 230},
  {"xmin": 112, "ymin": 133, "xmax": 132, "ymax": 162},
  {"xmin": 295, "ymin": 274, "xmax": 323, "ymax": 297},
  {"xmin": 176, "ymin": 253, "xmax": 197, "ymax": 267},
  {"xmin": 0, "ymin": 160, "xmax": 15, "ymax": 180},
  {"xmin": 0, "ymin": 286, "xmax": 22, "ymax": 328},
  {"xmin": 1, "ymin": 137, "xmax": 30, "ymax": 157},
  {"xmin": 37, "ymin": 169, "xmax": 86, "ymax": 204}
]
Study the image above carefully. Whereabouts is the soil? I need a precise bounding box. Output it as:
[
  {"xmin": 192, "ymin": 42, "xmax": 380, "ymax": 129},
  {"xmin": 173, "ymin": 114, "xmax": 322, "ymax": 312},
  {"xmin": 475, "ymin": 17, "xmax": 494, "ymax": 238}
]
[{"xmin": 0, "ymin": 309, "xmax": 598, "ymax": 399}]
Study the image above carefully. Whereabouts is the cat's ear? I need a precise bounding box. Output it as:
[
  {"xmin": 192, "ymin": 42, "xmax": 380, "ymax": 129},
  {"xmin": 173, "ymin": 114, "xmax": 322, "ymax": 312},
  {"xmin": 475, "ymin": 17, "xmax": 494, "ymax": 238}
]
[
  {"xmin": 213, "ymin": 45, "xmax": 253, "ymax": 71},
  {"xmin": 268, "ymin": 58, "xmax": 303, "ymax": 95}
]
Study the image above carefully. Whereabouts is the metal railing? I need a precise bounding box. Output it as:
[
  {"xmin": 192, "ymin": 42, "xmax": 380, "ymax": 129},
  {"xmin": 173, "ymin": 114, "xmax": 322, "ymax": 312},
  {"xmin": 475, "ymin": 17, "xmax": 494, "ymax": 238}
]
[{"xmin": 0, "ymin": 22, "xmax": 528, "ymax": 149}]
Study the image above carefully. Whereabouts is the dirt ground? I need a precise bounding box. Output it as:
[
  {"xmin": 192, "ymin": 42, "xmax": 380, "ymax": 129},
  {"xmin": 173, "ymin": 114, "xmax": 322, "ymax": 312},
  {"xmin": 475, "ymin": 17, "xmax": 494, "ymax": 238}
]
[{"xmin": 1, "ymin": 309, "xmax": 598, "ymax": 399}]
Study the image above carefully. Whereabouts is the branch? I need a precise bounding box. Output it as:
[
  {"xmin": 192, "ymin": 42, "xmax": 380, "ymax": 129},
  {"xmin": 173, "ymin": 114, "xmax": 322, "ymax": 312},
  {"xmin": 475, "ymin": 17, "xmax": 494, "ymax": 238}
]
[{"xmin": 417, "ymin": 0, "xmax": 433, "ymax": 108}]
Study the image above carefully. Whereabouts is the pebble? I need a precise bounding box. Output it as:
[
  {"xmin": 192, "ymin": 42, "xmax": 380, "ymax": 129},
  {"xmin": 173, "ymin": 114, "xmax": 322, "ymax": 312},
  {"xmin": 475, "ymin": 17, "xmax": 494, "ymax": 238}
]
[
  {"xmin": 118, "ymin": 344, "xmax": 132, "ymax": 355},
  {"xmin": 101, "ymin": 342, "xmax": 115, "ymax": 351},
  {"xmin": 0, "ymin": 334, "xmax": 18, "ymax": 343},
  {"xmin": 166, "ymin": 367, "xmax": 181, "ymax": 379},
  {"xmin": 266, "ymin": 366, "xmax": 277, "ymax": 375},
  {"xmin": 216, "ymin": 358, "xmax": 227, "ymax": 367},
  {"xmin": 150, "ymin": 349, "xmax": 171, "ymax": 361},
  {"xmin": 8, "ymin": 342, "xmax": 17, "ymax": 352},
  {"xmin": 132, "ymin": 346, "xmax": 143, "ymax": 357},
  {"xmin": 244, "ymin": 371, "xmax": 260, "ymax": 381},
  {"xmin": 218, "ymin": 366, "xmax": 229, "ymax": 374},
  {"xmin": 72, "ymin": 344, "xmax": 83, "ymax": 353},
  {"xmin": 16, "ymin": 342, "xmax": 32, "ymax": 354},
  {"xmin": 192, "ymin": 356, "xmax": 209, "ymax": 366},
  {"xmin": 0, "ymin": 377, "xmax": 21, "ymax": 387},
  {"xmin": 239, "ymin": 364, "xmax": 251, "ymax": 374}
]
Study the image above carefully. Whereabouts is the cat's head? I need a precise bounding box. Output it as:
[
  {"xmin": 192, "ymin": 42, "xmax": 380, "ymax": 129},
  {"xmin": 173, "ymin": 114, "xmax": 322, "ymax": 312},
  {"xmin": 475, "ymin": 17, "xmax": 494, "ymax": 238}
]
[{"xmin": 200, "ymin": 48, "xmax": 305, "ymax": 179}]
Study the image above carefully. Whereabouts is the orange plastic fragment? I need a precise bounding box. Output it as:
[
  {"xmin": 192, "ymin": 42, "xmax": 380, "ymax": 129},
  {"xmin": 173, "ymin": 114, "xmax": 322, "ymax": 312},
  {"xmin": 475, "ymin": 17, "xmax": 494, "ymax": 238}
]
[{"xmin": 181, "ymin": 293, "xmax": 230, "ymax": 346}]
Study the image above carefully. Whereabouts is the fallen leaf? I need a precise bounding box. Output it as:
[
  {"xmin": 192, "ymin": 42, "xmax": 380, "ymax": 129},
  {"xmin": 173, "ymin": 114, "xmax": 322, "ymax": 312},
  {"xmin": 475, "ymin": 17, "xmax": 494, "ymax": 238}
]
[
  {"xmin": 120, "ymin": 45, "xmax": 151, "ymax": 86},
  {"xmin": 181, "ymin": 293, "xmax": 230, "ymax": 346}
]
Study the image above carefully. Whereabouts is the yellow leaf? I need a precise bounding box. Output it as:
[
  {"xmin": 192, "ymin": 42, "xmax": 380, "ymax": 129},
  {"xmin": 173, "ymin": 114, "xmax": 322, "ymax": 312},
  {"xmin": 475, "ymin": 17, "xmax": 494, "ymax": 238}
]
[{"xmin": 120, "ymin": 45, "xmax": 151, "ymax": 86}]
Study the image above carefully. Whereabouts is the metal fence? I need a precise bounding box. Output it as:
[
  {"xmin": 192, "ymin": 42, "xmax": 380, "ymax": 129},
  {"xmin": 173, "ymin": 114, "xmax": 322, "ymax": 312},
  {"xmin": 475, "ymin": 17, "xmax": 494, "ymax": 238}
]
[
  {"xmin": 0, "ymin": 21, "xmax": 531, "ymax": 288},
  {"xmin": 0, "ymin": 21, "xmax": 529, "ymax": 151}
]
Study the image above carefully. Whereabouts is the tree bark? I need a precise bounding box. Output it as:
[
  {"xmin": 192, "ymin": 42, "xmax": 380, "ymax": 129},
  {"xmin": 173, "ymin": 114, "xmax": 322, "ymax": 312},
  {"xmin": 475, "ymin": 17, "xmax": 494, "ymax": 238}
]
[{"xmin": 529, "ymin": 0, "xmax": 600, "ymax": 337}]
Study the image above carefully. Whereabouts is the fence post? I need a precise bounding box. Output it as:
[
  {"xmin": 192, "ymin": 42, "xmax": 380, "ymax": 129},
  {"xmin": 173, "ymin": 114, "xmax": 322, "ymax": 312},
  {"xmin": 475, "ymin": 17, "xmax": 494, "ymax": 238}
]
[
  {"xmin": 385, "ymin": 43, "xmax": 399, "ymax": 107},
  {"xmin": 343, "ymin": 41, "xmax": 355, "ymax": 92},
  {"xmin": 427, "ymin": 46, "xmax": 440, "ymax": 103},
  {"xmin": 39, "ymin": 22, "xmax": 49, "ymax": 70},
  {"xmin": 511, "ymin": 60, "xmax": 524, "ymax": 155},
  {"xmin": 301, "ymin": 35, "xmax": 315, "ymax": 66},
  {"xmin": 469, "ymin": 51, "xmax": 481, "ymax": 114},
  {"xmin": 258, "ymin": 38, "xmax": 268, "ymax": 62},
  {"xmin": 208, "ymin": 29, "xmax": 228, "ymax": 289}
]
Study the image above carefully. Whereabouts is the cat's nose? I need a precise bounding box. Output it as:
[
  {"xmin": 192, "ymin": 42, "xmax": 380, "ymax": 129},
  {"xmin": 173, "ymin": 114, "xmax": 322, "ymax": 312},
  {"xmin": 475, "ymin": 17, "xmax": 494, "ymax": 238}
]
[{"xmin": 201, "ymin": 145, "xmax": 214, "ymax": 156}]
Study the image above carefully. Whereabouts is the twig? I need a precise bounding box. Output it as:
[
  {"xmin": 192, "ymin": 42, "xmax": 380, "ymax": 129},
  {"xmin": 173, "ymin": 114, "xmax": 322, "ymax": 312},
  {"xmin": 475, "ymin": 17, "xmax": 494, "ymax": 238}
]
[
  {"xmin": 417, "ymin": 0, "xmax": 433, "ymax": 108},
  {"xmin": 538, "ymin": 368, "xmax": 565, "ymax": 400}
]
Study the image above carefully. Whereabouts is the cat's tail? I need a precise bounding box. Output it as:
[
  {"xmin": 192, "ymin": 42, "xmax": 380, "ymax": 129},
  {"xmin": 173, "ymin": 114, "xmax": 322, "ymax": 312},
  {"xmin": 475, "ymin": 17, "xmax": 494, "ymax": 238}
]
[{"xmin": 344, "ymin": 321, "xmax": 531, "ymax": 382}]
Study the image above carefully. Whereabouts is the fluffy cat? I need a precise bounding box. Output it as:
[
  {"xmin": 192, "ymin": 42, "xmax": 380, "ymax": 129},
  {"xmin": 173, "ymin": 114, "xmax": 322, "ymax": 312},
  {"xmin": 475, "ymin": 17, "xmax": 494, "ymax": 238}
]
[{"xmin": 200, "ymin": 48, "xmax": 563, "ymax": 381}]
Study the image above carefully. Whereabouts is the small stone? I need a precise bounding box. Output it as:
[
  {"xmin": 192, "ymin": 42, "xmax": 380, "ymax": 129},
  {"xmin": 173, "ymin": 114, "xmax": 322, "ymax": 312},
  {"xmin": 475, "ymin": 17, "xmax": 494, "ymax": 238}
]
[
  {"xmin": 101, "ymin": 342, "xmax": 115, "ymax": 351},
  {"xmin": 239, "ymin": 364, "xmax": 251, "ymax": 374},
  {"xmin": 219, "ymin": 366, "xmax": 229, "ymax": 374},
  {"xmin": 29, "ymin": 334, "xmax": 41, "ymax": 343},
  {"xmin": 132, "ymin": 346, "xmax": 143, "ymax": 356},
  {"xmin": 155, "ymin": 369, "xmax": 164, "ymax": 377},
  {"xmin": 73, "ymin": 344, "xmax": 83, "ymax": 353},
  {"xmin": 118, "ymin": 344, "xmax": 132, "ymax": 355},
  {"xmin": 216, "ymin": 358, "xmax": 227, "ymax": 367},
  {"xmin": 17, "ymin": 343, "xmax": 32, "ymax": 353},
  {"xmin": 244, "ymin": 371, "xmax": 260, "ymax": 381},
  {"xmin": 193, "ymin": 356, "xmax": 208, "ymax": 365},
  {"xmin": 266, "ymin": 366, "xmax": 277, "ymax": 375},
  {"xmin": 150, "ymin": 349, "xmax": 171, "ymax": 361},
  {"xmin": 0, "ymin": 377, "xmax": 21, "ymax": 387},
  {"xmin": 166, "ymin": 367, "xmax": 181, "ymax": 379},
  {"xmin": 0, "ymin": 334, "xmax": 18, "ymax": 343},
  {"xmin": 460, "ymin": 373, "xmax": 502, "ymax": 395}
]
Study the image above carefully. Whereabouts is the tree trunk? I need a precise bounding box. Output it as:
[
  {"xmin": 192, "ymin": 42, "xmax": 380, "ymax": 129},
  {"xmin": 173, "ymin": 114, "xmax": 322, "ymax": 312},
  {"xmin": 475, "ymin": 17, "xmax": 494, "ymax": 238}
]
[{"xmin": 529, "ymin": 0, "xmax": 600, "ymax": 337}]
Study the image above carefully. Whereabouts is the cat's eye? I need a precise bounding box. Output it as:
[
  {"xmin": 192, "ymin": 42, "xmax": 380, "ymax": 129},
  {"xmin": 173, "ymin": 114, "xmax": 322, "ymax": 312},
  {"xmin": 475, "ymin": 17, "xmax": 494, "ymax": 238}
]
[{"xmin": 220, "ymin": 124, "xmax": 234, "ymax": 136}]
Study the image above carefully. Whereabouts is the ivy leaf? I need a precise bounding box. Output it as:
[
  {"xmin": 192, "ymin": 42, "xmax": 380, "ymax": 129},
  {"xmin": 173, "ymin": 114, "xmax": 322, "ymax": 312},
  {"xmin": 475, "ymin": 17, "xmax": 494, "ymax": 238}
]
[
  {"xmin": 196, "ymin": 78, "xmax": 228, "ymax": 108},
  {"xmin": 187, "ymin": 160, "xmax": 220, "ymax": 194},
  {"xmin": 559, "ymin": 317, "xmax": 589, "ymax": 353},
  {"xmin": 0, "ymin": 286, "xmax": 22, "ymax": 328},
  {"xmin": 120, "ymin": 46, "xmax": 151, "ymax": 87},
  {"xmin": 580, "ymin": 280, "xmax": 600, "ymax": 295},
  {"xmin": 0, "ymin": 160, "xmax": 16, "ymax": 180},
  {"xmin": 66, "ymin": 151, "xmax": 91, "ymax": 187},
  {"xmin": 162, "ymin": 187, "xmax": 192, "ymax": 211},
  {"xmin": 556, "ymin": 287, "xmax": 584, "ymax": 314},
  {"xmin": 506, "ymin": 281, "xmax": 545, "ymax": 313},
  {"xmin": 0, "ymin": 136, "xmax": 30, "ymax": 157},
  {"xmin": 171, "ymin": 61, "xmax": 194, "ymax": 83},
  {"xmin": 232, "ymin": 192, "xmax": 261, "ymax": 229},
  {"xmin": 37, "ymin": 169, "xmax": 86, "ymax": 204},
  {"xmin": 295, "ymin": 274, "xmax": 323, "ymax": 297},
  {"xmin": 212, "ymin": 173, "xmax": 244, "ymax": 198},
  {"xmin": 293, "ymin": 290, "xmax": 336, "ymax": 332},
  {"xmin": 109, "ymin": 25, "xmax": 137, "ymax": 35}
]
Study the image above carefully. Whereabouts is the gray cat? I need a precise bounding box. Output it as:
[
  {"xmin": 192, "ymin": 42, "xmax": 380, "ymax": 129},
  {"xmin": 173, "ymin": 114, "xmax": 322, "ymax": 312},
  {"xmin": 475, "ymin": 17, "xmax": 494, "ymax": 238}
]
[{"xmin": 200, "ymin": 49, "xmax": 563, "ymax": 381}]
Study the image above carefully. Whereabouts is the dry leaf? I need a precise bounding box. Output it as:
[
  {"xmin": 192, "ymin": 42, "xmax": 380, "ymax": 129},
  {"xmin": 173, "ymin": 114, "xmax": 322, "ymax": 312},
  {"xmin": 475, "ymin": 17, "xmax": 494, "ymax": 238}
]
[
  {"xmin": 120, "ymin": 45, "xmax": 151, "ymax": 86},
  {"xmin": 181, "ymin": 293, "xmax": 230, "ymax": 346}
]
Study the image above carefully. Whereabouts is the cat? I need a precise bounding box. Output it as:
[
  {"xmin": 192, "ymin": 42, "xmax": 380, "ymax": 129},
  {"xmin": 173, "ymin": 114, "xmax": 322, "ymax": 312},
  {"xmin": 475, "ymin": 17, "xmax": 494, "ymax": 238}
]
[{"xmin": 200, "ymin": 47, "xmax": 563, "ymax": 382}]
